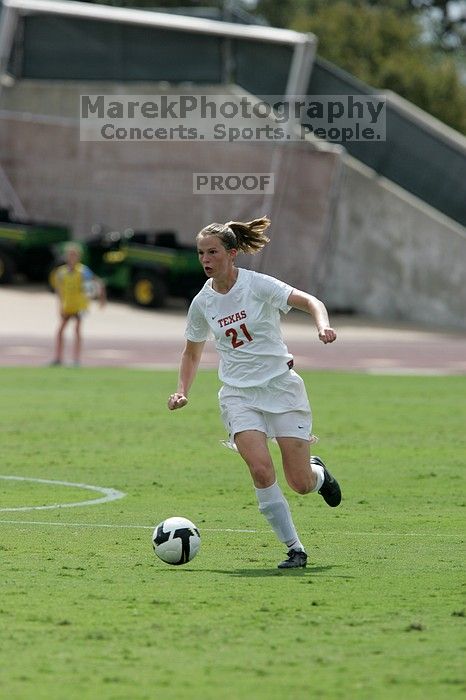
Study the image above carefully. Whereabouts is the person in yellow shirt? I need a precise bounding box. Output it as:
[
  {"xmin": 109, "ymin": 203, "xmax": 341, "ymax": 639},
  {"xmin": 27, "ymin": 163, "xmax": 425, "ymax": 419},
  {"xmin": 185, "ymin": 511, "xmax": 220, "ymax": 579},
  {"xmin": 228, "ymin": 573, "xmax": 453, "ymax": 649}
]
[{"xmin": 50, "ymin": 243, "xmax": 106, "ymax": 366}]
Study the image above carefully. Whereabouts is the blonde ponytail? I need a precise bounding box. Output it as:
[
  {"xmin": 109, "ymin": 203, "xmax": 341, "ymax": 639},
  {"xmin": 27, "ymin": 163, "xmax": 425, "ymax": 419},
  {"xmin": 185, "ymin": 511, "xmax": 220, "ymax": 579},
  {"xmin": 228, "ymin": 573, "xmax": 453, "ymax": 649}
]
[{"xmin": 197, "ymin": 216, "xmax": 271, "ymax": 255}]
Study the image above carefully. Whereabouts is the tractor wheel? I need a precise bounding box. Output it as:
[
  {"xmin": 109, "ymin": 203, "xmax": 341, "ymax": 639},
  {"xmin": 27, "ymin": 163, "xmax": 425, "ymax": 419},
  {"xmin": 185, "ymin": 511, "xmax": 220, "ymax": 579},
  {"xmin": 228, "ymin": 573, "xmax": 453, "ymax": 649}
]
[
  {"xmin": 130, "ymin": 272, "xmax": 168, "ymax": 308},
  {"xmin": 0, "ymin": 250, "xmax": 15, "ymax": 284}
]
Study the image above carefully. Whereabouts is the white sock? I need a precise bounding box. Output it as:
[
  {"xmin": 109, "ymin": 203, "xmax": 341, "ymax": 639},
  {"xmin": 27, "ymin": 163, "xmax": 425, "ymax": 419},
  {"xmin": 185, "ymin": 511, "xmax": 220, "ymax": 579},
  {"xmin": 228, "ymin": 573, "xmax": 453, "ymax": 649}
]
[
  {"xmin": 255, "ymin": 481, "xmax": 305, "ymax": 552},
  {"xmin": 310, "ymin": 461, "xmax": 324, "ymax": 492}
]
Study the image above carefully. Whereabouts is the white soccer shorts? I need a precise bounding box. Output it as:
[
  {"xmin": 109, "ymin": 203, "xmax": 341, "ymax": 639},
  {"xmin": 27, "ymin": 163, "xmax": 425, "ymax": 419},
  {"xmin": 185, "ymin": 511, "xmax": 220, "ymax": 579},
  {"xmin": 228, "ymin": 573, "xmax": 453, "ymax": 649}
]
[{"xmin": 219, "ymin": 369, "xmax": 312, "ymax": 442}]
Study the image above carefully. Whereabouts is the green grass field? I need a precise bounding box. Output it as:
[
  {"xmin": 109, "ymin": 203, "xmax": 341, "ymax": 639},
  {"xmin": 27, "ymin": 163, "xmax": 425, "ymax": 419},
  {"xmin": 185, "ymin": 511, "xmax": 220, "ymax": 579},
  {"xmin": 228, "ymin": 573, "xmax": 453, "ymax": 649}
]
[{"xmin": 0, "ymin": 368, "xmax": 464, "ymax": 700}]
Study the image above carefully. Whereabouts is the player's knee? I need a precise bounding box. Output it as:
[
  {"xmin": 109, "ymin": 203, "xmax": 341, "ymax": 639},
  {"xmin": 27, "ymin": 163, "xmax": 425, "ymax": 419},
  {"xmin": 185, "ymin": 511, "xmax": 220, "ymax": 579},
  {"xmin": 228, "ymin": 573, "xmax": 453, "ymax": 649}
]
[
  {"xmin": 250, "ymin": 464, "xmax": 274, "ymax": 489},
  {"xmin": 295, "ymin": 483, "xmax": 313, "ymax": 495},
  {"xmin": 286, "ymin": 475, "xmax": 313, "ymax": 495}
]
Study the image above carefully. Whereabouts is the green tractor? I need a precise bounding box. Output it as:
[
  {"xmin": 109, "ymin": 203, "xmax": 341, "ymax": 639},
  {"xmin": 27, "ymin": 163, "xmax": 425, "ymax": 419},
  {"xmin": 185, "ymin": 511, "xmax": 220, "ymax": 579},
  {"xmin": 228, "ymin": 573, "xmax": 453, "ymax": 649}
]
[
  {"xmin": 81, "ymin": 227, "xmax": 206, "ymax": 308},
  {"xmin": 0, "ymin": 208, "xmax": 71, "ymax": 284},
  {"xmin": 0, "ymin": 207, "xmax": 206, "ymax": 308}
]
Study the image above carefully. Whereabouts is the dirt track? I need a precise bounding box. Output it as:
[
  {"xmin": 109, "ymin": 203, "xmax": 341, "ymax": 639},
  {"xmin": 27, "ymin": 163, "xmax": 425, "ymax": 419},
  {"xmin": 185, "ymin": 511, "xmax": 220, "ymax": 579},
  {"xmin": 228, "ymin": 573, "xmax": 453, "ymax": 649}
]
[{"xmin": 1, "ymin": 286, "xmax": 466, "ymax": 374}]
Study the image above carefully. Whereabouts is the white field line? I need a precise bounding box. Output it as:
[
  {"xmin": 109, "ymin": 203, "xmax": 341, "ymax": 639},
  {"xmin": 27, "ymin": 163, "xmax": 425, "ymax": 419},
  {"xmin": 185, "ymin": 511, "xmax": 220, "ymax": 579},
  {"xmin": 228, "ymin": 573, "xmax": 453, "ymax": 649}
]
[
  {"xmin": 0, "ymin": 518, "xmax": 462, "ymax": 539},
  {"xmin": 0, "ymin": 475, "xmax": 461, "ymax": 538},
  {"xmin": 0, "ymin": 475, "xmax": 126, "ymax": 512},
  {"xmin": 0, "ymin": 519, "xmax": 256, "ymax": 533}
]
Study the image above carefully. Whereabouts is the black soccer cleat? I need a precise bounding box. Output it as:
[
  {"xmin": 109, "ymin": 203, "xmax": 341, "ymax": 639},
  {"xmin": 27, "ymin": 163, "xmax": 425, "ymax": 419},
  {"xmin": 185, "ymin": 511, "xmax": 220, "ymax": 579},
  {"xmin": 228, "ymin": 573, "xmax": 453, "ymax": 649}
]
[
  {"xmin": 277, "ymin": 549, "xmax": 308, "ymax": 569},
  {"xmin": 312, "ymin": 455, "xmax": 342, "ymax": 507}
]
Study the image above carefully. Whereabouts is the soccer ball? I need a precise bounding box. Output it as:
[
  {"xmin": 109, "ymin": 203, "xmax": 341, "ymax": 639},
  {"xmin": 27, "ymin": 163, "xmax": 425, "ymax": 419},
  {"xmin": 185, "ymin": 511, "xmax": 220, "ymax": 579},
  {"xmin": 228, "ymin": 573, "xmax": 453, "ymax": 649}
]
[{"xmin": 152, "ymin": 516, "xmax": 201, "ymax": 565}]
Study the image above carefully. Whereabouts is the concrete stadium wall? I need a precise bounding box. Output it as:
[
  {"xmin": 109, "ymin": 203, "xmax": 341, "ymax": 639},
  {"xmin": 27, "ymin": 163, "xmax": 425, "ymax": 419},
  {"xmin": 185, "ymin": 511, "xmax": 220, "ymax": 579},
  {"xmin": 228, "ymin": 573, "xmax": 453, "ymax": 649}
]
[
  {"xmin": 1, "ymin": 80, "xmax": 465, "ymax": 330},
  {"xmin": 0, "ymin": 109, "xmax": 341, "ymax": 296},
  {"xmin": 323, "ymin": 156, "xmax": 466, "ymax": 330}
]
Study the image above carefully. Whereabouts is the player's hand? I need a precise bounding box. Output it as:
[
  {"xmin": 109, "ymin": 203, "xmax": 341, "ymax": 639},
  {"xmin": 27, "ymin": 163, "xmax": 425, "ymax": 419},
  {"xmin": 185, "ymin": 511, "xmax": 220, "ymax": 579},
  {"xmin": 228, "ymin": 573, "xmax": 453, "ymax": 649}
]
[
  {"xmin": 168, "ymin": 393, "xmax": 188, "ymax": 410},
  {"xmin": 318, "ymin": 327, "xmax": 337, "ymax": 344}
]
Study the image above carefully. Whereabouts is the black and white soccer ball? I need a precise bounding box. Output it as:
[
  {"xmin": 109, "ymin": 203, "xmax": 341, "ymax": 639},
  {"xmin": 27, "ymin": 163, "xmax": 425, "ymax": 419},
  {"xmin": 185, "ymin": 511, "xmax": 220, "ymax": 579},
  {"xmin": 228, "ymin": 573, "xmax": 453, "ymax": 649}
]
[{"xmin": 152, "ymin": 516, "xmax": 201, "ymax": 565}]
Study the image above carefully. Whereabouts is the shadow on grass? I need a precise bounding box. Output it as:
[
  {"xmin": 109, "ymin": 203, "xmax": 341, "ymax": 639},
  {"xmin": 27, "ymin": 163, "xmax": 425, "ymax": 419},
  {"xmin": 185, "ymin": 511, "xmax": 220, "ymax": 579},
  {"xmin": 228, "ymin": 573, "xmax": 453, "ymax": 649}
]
[
  {"xmin": 198, "ymin": 565, "xmax": 353, "ymax": 578},
  {"xmin": 153, "ymin": 565, "xmax": 354, "ymax": 579}
]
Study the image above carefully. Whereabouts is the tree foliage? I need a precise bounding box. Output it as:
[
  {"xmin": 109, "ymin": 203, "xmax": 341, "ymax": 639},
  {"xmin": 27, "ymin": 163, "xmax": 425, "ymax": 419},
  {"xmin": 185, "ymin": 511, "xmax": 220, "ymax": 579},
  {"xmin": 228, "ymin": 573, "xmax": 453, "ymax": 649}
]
[
  {"xmin": 255, "ymin": 0, "xmax": 465, "ymax": 49},
  {"xmin": 62, "ymin": 1, "xmax": 466, "ymax": 132},
  {"xmin": 255, "ymin": 0, "xmax": 466, "ymax": 133},
  {"xmin": 411, "ymin": 0, "xmax": 466, "ymax": 50}
]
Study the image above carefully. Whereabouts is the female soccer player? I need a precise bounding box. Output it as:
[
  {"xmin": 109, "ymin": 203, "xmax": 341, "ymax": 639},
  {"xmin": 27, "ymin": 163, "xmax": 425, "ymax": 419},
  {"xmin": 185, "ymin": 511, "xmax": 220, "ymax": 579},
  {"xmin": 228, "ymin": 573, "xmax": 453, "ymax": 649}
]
[
  {"xmin": 50, "ymin": 243, "xmax": 106, "ymax": 366},
  {"xmin": 168, "ymin": 216, "xmax": 341, "ymax": 569}
]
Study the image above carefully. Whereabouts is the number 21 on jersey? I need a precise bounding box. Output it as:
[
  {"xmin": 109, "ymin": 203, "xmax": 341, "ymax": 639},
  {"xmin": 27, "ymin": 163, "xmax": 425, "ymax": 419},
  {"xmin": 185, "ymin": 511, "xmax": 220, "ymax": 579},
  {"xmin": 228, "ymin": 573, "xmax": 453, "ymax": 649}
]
[{"xmin": 225, "ymin": 323, "xmax": 253, "ymax": 348}]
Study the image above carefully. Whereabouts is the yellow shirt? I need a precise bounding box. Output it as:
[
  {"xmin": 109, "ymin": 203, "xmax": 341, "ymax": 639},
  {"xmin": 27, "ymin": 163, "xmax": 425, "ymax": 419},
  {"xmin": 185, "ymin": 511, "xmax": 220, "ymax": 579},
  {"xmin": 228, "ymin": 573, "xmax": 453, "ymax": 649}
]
[{"xmin": 54, "ymin": 263, "xmax": 92, "ymax": 315}]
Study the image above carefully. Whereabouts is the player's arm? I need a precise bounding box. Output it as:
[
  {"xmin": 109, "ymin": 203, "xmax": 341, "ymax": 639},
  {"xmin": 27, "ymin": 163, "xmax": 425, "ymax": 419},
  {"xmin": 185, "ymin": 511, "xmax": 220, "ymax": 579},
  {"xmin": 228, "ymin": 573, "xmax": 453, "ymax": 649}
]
[
  {"xmin": 287, "ymin": 289, "xmax": 337, "ymax": 344},
  {"xmin": 95, "ymin": 275, "xmax": 106, "ymax": 307},
  {"xmin": 84, "ymin": 266, "xmax": 106, "ymax": 307},
  {"xmin": 168, "ymin": 340, "xmax": 205, "ymax": 410}
]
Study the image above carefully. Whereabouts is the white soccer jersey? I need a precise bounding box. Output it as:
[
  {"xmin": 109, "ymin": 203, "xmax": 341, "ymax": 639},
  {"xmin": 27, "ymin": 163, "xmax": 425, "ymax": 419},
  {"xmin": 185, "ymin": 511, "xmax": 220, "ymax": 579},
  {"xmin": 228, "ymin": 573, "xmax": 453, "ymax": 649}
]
[{"xmin": 185, "ymin": 267, "xmax": 294, "ymax": 387}]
